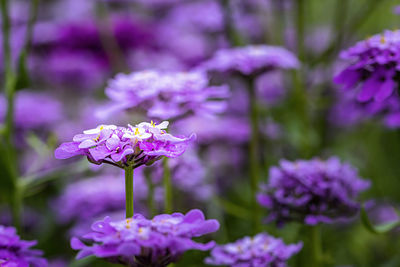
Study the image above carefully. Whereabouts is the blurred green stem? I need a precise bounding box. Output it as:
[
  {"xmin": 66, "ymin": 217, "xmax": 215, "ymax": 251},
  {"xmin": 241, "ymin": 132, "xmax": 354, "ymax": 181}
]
[
  {"xmin": 163, "ymin": 157, "xmax": 172, "ymax": 213},
  {"xmin": 310, "ymin": 226, "xmax": 323, "ymax": 267},
  {"xmin": 248, "ymin": 76, "xmax": 261, "ymax": 234},
  {"xmin": 144, "ymin": 169, "xmax": 155, "ymax": 217},
  {"xmin": 125, "ymin": 167, "xmax": 134, "ymax": 218},
  {"xmin": 1, "ymin": 0, "xmax": 20, "ymax": 230}
]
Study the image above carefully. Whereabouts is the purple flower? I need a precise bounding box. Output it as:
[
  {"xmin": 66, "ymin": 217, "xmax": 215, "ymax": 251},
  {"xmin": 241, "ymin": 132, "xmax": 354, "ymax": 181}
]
[
  {"xmin": 53, "ymin": 174, "xmax": 148, "ymax": 224},
  {"xmin": 54, "ymin": 121, "xmax": 195, "ymax": 168},
  {"xmin": 0, "ymin": 225, "xmax": 48, "ymax": 267},
  {"xmin": 99, "ymin": 70, "xmax": 229, "ymax": 120},
  {"xmin": 334, "ymin": 30, "xmax": 400, "ymax": 104},
  {"xmin": 198, "ymin": 45, "xmax": 300, "ymax": 75},
  {"xmin": 164, "ymin": 1, "xmax": 224, "ymax": 32},
  {"xmin": 71, "ymin": 209, "xmax": 219, "ymax": 266},
  {"xmin": 205, "ymin": 232, "xmax": 302, "ymax": 267},
  {"xmin": 151, "ymin": 148, "xmax": 213, "ymax": 201},
  {"xmin": 0, "ymin": 91, "xmax": 63, "ymax": 130},
  {"xmin": 258, "ymin": 157, "xmax": 371, "ymax": 226}
]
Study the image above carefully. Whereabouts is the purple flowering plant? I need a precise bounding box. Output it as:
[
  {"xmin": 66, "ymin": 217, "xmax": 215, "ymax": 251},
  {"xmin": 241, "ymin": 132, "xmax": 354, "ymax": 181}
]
[
  {"xmin": 71, "ymin": 209, "xmax": 219, "ymax": 266},
  {"xmin": 0, "ymin": 225, "xmax": 48, "ymax": 267},
  {"xmin": 99, "ymin": 70, "xmax": 229, "ymax": 121},
  {"xmin": 54, "ymin": 120, "xmax": 194, "ymax": 169},
  {"xmin": 205, "ymin": 232, "xmax": 302, "ymax": 267},
  {"xmin": 257, "ymin": 157, "xmax": 371, "ymax": 226}
]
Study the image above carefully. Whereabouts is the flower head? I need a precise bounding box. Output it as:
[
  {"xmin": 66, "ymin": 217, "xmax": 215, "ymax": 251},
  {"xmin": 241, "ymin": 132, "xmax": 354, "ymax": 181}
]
[
  {"xmin": 99, "ymin": 70, "xmax": 229, "ymax": 120},
  {"xmin": 205, "ymin": 232, "xmax": 302, "ymax": 267},
  {"xmin": 198, "ymin": 45, "xmax": 300, "ymax": 76},
  {"xmin": 335, "ymin": 30, "xmax": 400, "ymax": 103},
  {"xmin": 258, "ymin": 157, "xmax": 371, "ymax": 226},
  {"xmin": 0, "ymin": 225, "xmax": 48, "ymax": 267},
  {"xmin": 54, "ymin": 121, "xmax": 195, "ymax": 168},
  {"xmin": 71, "ymin": 209, "xmax": 219, "ymax": 266}
]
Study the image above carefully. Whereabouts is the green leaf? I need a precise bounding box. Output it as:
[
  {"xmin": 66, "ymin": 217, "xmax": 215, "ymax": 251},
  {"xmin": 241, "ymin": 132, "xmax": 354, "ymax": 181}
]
[
  {"xmin": 360, "ymin": 205, "xmax": 400, "ymax": 234},
  {"xmin": 15, "ymin": 50, "xmax": 30, "ymax": 90}
]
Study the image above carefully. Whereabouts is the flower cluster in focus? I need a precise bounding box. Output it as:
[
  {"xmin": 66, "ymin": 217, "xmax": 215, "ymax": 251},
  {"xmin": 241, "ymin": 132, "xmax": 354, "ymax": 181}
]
[{"xmin": 54, "ymin": 121, "xmax": 195, "ymax": 168}]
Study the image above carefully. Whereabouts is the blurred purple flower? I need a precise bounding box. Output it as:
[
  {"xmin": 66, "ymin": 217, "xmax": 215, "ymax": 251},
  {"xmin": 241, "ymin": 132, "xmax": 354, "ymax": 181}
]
[
  {"xmin": 199, "ymin": 45, "xmax": 299, "ymax": 75},
  {"xmin": 0, "ymin": 91, "xmax": 63, "ymax": 130},
  {"xmin": 0, "ymin": 225, "xmax": 47, "ymax": 267},
  {"xmin": 54, "ymin": 121, "xmax": 195, "ymax": 168},
  {"xmin": 164, "ymin": 1, "xmax": 224, "ymax": 32},
  {"xmin": 335, "ymin": 30, "xmax": 400, "ymax": 104},
  {"xmin": 205, "ymin": 232, "xmax": 302, "ymax": 267},
  {"xmin": 71, "ymin": 209, "xmax": 219, "ymax": 266},
  {"xmin": 394, "ymin": 5, "xmax": 400, "ymax": 15},
  {"xmin": 258, "ymin": 157, "xmax": 371, "ymax": 226},
  {"xmin": 100, "ymin": 70, "xmax": 229, "ymax": 120},
  {"xmin": 152, "ymin": 148, "xmax": 213, "ymax": 201},
  {"xmin": 128, "ymin": 49, "xmax": 185, "ymax": 71},
  {"xmin": 364, "ymin": 200, "xmax": 400, "ymax": 228},
  {"xmin": 173, "ymin": 116, "xmax": 250, "ymax": 144},
  {"xmin": 54, "ymin": 174, "xmax": 148, "ymax": 224}
]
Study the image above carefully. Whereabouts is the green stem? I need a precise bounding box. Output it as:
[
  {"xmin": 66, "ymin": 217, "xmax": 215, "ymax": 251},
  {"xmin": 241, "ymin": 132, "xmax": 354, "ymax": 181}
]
[
  {"xmin": 1, "ymin": 0, "xmax": 20, "ymax": 230},
  {"xmin": 248, "ymin": 76, "xmax": 261, "ymax": 234},
  {"xmin": 310, "ymin": 226, "xmax": 323, "ymax": 267},
  {"xmin": 163, "ymin": 157, "xmax": 172, "ymax": 213},
  {"xmin": 144, "ymin": 169, "xmax": 155, "ymax": 217},
  {"xmin": 125, "ymin": 167, "xmax": 134, "ymax": 218}
]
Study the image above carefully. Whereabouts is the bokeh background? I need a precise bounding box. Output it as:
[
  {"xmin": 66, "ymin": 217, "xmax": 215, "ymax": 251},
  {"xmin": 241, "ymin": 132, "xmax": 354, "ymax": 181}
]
[{"xmin": 2, "ymin": 0, "xmax": 400, "ymax": 266}]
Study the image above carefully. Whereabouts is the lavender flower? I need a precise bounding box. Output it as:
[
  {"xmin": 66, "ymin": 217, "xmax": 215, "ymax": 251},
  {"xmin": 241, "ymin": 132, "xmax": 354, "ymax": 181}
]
[
  {"xmin": 0, "ymin": 91, "xmax": 63, "ymax": 130},
  {"xmin": 205, "ymin": 232, "xmax": 302, "ymax": 267},
  {"xmin": 54, "ymin": 174, "xmax": 148, "ymax": 224},
  {"xmin": 54, "ymin": 121, "xmax": 194, "ymax": 168},
  {"xmin": 199, "ymin": 45, "xmax": 300, "ymax": 75},
  {"xmin": 0, "ymin": 225, "xmax": 48, "ymax": 267},
  {"xmin": 151, "ymin": 148, "xmax": 213, "ymax": 201},
  {"xmin": 71, "ymin": 209, "xmax": 219, "ymax": 266},
  {"xmin": 258, "ymin": 157, "xmax": 371, "ymax": 225},
  {"xmin": 100, "ymin": 70, "xmax": 229, "ymax": 120},
  {"xmin": 334, "ymin": 30, "xmax": 400, "ymax": 103}
]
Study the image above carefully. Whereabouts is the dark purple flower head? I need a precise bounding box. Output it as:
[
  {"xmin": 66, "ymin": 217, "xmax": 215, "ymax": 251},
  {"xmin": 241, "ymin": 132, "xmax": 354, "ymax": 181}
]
[
  {"xmin": 335, "ymin": 30, "xmax": 400, "ymax": 104},
  {"xmin": 99, "ymin": 70, "xmax": 229, "ymax": 120},
  {"xmin": 205, "ymin": 232, "xmax": 302, "ymax": 267},
  {"xmin": 199, "ymin": 45, "xmax": 300, "ymax": 76},
  {"xmin": 54, "ymin": 121, "xmax": 195, "ymax": 168},
  {"xmin": 0, "ymin": 225, "xmax": 48, "ymax": 267},
  {"xmin": 71, "ymin": 209, "xmax": 219, "ymax": 266},
  {"xmin": 258, "ymin": 157, "xmax": 371, "ymax": 226}
]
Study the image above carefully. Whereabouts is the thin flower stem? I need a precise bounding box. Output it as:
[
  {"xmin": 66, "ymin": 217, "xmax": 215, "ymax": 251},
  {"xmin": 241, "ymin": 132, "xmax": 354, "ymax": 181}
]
[
  {"xmin": 248, "ymin": 76, "xmax": 261, "ymax": 234},
  {"xmin": 1, "ymin": 0, "xmax": 20, "ymax": 230},
  {"xmin": 125, "ymin": 167, "xmax": 134, "ymax": 218},
  {"xmin": 163, "ymin": 157, "xmax": 173, "ymax": 213},
  {"xmin": 310, "ymin": 225, "xmax": 323, "ymax": 267}
]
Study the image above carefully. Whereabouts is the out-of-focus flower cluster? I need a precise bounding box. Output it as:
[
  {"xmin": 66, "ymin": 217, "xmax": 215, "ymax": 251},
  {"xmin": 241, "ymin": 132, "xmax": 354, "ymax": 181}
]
[
  {"xmin": 205, "ymin": 232, "xmax": 302, "ymax": 267},
  {"xmin": 71, "ymin": 209, "xmax": 219, "ymax": 266},
  {"xmin": 258, "ymin": 157, "xmax": 371, "ymax": 225},
  {"xmin": 0, "ymin": 225, "xmax": 48, "ymax": 267},
  {"xmin": 100, "ymin": 70, "xmax": 229, "ymax": 120}
]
